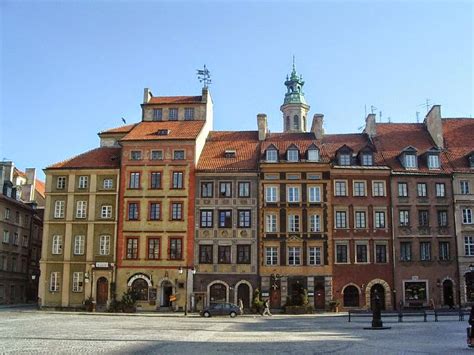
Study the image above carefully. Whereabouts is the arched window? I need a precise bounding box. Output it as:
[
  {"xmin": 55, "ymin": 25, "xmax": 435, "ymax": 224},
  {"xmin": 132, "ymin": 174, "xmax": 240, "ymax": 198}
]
[
  {"xmin": 293, "ymin": 115, "xmax": 299, "ymax": 130},
  {"xmin": 210, "ymin": 283, "xmax": 227, "ymax": 304},
  {"xmin": 286, "ymin": 116, "xmax": 290, "ymax": 130},
  {"xmin": 131, "ymin": 279, "xmax": 149, "ymax": 301},
  {"xmin": 343, "ymin": 285, "xmax": 359, "ymax": 307}
]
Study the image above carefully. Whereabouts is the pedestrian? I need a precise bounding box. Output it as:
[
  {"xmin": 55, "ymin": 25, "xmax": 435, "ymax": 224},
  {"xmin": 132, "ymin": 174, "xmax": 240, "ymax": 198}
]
[
  {"xmin": 238, "ymin": 298, "xmax": 244, "ymax": 315},
  {"xmin": 262, "ymin": 299, "xmax": 272, "ymax": 316},
  {"xmin": 468, "ymin": 306, "xmax": 474, "ymax": 347}
]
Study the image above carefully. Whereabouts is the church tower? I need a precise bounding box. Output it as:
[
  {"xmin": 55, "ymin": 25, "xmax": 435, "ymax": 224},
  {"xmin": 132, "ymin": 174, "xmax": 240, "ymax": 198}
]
[{"xmin": 280, "ymin": 58, "xmax": 310, "ymax": 132}]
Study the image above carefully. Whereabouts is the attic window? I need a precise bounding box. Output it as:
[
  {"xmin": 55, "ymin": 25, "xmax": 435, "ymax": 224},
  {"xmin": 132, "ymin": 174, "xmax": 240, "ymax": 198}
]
[
  {"xmin": 339, "ymin": 154, "xmax": 351, "ymax": 166},
  {"xmin": 287, "ymin": 149, "xmax": 299, "ymax": 162},
  {"xmin": 469, "ymin": 154, "xmax": 474, "ymax": 168},
  {"xmin": 266, "ymin": 149, "xmax": 278, "ymax": 162},
  {"xmin": 307, "ymin": 148, "xmax": 319, "ymax": 162},
  {"xmin": 404, "ymin": 154, "xmax": 417, "ymax": 169},
  {"xmin": 361, "ymin": 153, "xmax": 373, "ymax": 166},
  {"xmin": 427, "ymin": 154, "xmax": 440, "ymax": 170},
  {"xmin": 156, "ymin": 129, "xmax": 170, "ymax": 136},
  {"xmin": 224, "ymin": 150, "xmax": 236, "ymax": 158}
]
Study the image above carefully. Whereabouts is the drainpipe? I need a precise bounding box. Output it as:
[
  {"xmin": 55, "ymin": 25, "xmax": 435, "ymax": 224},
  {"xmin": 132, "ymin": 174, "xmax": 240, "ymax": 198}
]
[
  {"xmin": 451, "ymin": 174, "xmax": 462, "ymax": 307},
  {"xmin": 390, "ymin": 174, "xmax": 397, "ymax": 311}
]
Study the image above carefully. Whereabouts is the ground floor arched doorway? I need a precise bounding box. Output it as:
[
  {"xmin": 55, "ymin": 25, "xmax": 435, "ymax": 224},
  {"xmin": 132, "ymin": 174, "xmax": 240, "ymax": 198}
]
[
  {"xmin": 343, "ymin": 285, "xmax": 359, "ymax": 307},
  {"xmin": 96, "ymin": 277, "xmax": 109, "ymax": 311},
  {"xmin": 210, "ymin": 283, "xmax": 227, "ymax": 304},
  {"xmin": 443, "ymin": 280, "xmax": 454, "ymax": 308},
  {"xmin": 161, "ymin": 281, "xmax": 173, "ymax": 307},
  {"xmin": 370, "ymin": 284, "xmax": 386, "ymax": 310},
  {"xmin": 237, "ymin": 283, "xmax": 250, "ymax": 308}
]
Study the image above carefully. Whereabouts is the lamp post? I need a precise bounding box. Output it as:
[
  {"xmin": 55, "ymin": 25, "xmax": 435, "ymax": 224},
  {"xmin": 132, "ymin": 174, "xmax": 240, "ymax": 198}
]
[{"xmin": 179, "ymin": 266, "xmax": 196, "ymax": 316}]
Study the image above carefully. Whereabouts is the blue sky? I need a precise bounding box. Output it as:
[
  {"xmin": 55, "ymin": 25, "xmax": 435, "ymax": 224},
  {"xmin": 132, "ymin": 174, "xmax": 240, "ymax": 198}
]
[{"xmin": 1, "ymin": 0, "xmax": 472, "ymax": 179}]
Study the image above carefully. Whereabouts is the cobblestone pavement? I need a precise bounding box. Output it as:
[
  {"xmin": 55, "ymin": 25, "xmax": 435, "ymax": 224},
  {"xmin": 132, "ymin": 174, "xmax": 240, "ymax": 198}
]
[{"xmin": 0, "ymin": 308, "xmax": 471, "ymax": 354}]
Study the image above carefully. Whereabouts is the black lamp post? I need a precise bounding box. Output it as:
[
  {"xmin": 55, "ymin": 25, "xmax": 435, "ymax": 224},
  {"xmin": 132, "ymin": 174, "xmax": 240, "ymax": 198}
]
[{"xmin": 179, "ymin": 266, "xmax": 196, "ymax": 316}]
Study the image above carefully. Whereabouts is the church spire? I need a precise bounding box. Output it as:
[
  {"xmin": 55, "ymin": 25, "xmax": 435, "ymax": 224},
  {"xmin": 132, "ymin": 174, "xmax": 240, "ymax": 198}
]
[{"xmin": 283, "ymin": 57, "xmax": 307, "ymax": 105}]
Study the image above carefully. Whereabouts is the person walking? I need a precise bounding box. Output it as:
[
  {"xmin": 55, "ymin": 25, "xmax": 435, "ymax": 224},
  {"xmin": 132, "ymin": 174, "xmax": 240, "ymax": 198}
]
[
  {"xmin": 468, "ymin": 306, "xmax": 474, "ymax": 347},
  {"xmin": 262, "ymin": 299, "xmax": 272, "ymax": 316},
  {"xmin": 238, "ymin": 298, "xmax": 244, "ymax": 315}
]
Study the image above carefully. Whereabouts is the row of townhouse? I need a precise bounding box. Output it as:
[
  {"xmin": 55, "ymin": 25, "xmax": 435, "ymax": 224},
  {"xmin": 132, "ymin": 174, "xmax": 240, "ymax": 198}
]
[{"xmin": 38, "ymin": 66, "xmax": 474, "ymax": 312}]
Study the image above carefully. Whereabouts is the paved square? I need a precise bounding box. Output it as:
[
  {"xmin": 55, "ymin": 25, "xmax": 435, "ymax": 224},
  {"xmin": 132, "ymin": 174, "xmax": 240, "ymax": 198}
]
[{"xmin": 0, "ymin": 308, "xmax": 471, "ymax": 354}]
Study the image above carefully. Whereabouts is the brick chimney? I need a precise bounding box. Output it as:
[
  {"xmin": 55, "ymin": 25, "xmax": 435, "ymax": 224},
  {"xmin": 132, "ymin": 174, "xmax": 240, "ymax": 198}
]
[
  {"xmin": 364, "ymin": 113, "xmax": 377, "ymax": 139},
  {"xmin": 257, "ymin": 113, "xmax": 268, "ymax": 141},
  {"xmin": 311, "ymin": 114, "xmax": 324, "ymax": 140},
  {"xmin": 424, "ymin": 105, "xmax": 443, "ymax": 148}
]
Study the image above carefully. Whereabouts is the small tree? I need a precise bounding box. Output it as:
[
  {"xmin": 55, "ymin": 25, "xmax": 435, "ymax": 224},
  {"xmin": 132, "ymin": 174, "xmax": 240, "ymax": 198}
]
[{"xmin": 252, "ymin": 288, "xmax": 264, "ymax": 314}]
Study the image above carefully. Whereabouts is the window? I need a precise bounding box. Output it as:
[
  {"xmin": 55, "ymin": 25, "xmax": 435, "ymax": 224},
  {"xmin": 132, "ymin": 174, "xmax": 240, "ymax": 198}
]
[
  {"xmin": 428, "ymin": 154, "xmax": 440, "ymax": 169},
  {"xmin": 3, "ymin": 230, "xmax": 9, "ymax": 244},
  {"xmin": 237, "ymin": 245, "xmax": 251, "ymax": 264},
  {"xmin": 22, "ymin": 235, "xmax": 28, "ymax": 247},
  {"xmin": 238, "ymin": 210, "xmax": 251, "ymax": 228},
  {"xmin": 173, "ymin": 150, "xmax": 185, "ymax": 160},
  {"xmin": 266, "ymin": 149, "xmax": 278, "ymax": 162},
  {"xmin": 149, "ymin": 203, "xmax": 161, "ymax": 220},
  {"xmin": 436, "ymin": 183, "xmax": 445, "ymax": 197},
  {"xmin": 150, "ymin": 172, "xmax": 161, "ymax": 189},
  {"xmin": 72, "ymin": 272, "xmax": 84, "ymax": 292},
  {"xmin": 372, "ymin": 182, "xmax": 385, "ymax": 197},
  {"xmin": 288, "ymin": 214, "xmax": 300, "ymax": 232},
  {"xmin": 465, "ymin": 236, "xmax": 474, "ymax": 256},
  {"xmin": 355, "ymin": 211, "xmax": 366, "ymax": 229},
  {"xmin": 148, "ymin": 238, "xmax": 160, "ymax": 259},
  {"xmin": 238, "ymin": 182, "xmax": 250, "ymax": 197},
  {"xmin": 308, "ymin": 186, "xmax": 321, "ymax": 203},
  {"xmin": 353, "ymin": 181, "xmax": 366, "ymax": 197},
  {"xmin": 265, "ymin": 186, "xmax": 278, "ymax": 202},
  {"xmin": 172, "ymin": 172, "xmax": 184, "ymax": 189},
  {"xmin": 152, "ymin": 108, "xmax": 162, "ymax": 121},
  {"xmin": 184, "ymin": 107, "xmax": 194, "ymax": 120},
  {"xmin": 4, "ymin": 208, "xmax": 10, "ymax": 220},
  {"xmin": 168, "ymin": 108, "xmax": 178, "ymax": 120},
  {"xmin": 405, "ymin": 154, "xmax": 417, "ymax": 169},
  {"xmin": 288, "ymin": 247, "xmax": 301, "ymax": 265},
  {"xmin": 128, "ymin": 202, "xmax": 139, "ymax": 220},
  {"xmin": 439, "ymin": 242, "xmax": 450, "ymax": 261},
  {"xmin": 54, "ymin": 200, "xmax": 65, "ymax": 218},
  {"xmin": 336, "ymin": 244, "xmax": 348, "ymax": 263},
  {"xmin": 361, "ymin": 153, "xmax": 373, "ymax": 166},
  {"xmin": 463, "ymin": 209, "xmax": 473, "ymax": 224},
  {"xmin": 131, "ymin": 151, "xmax": 142, "ymax": 160},
  {"xmin": 375, "ymin": 244, "xmax": 387, "ymax": 263},
  {"xmin": 417, "ymin": 183, "xmax": 427, "ymax": 197},
  {"xmin": 287, "ymin": 186, "xmax": 300, "ymax": 202},
  {"xmin": 309, "ymin": 214, "xmax": 321, "ymax": 232},
  {"xmin": 356, "ymin": 244, "xmax": 368, "ymax": 263},
  {"xmin": 218, "ymin": 210, "xmax": 232, "ymax": 228},
  {"xmin": 129, "ymin": 172, "xmax": 140, "ymax": 189},
  {"xmin": 171, "ymin": 202, "xmax": 183, "ymax": 220},
  {"xmin": 218, "ymin": 245, "xmax": 231, "ymax": 263},
  {"xmin": 49, "ymin": 272, "xmax": 60, "ymax": 292},
  {"xmin": 103, "ymin": 179, "xmax": 113, "ymax": 189},
  {"xmin": 398, "ymin": 182, "xmax": 408, "ymax": 197},
  {"xmin": 375, "ymin": 211, "xmax": 386, "ymax": 228},
  {"xmin": 101, "ymin": 205, "xmax": 112, "ymax": 219},
  {"xmin": 307, "ymin": 149, "xmax": 319, "ymax": 162},
  {"xmin": 400, "ymin": 242, "xmax": 412, "ymax": 261},
  {"xmin": 219, "ymin": 182, "xmax": 232, "ymax": 197},
  {"xmin": 15, "ymin": 212, "xmax": 20, "ymax": 224},
  {"xmin": 78, "ymin": 176, "xmax": 88, "ymax": 189},
  {"xmin": 266, "ymin": 214, "xmax": 277, "ymax": 233},
  {"xmin": 335, "ymin": 211, "xmax": 347, "ymax": 228},
  {"xmin": 126, "ymin": 238, "xmax": 138, "ymax": 259},
  {"xmin": 418, "ymin": 210, "xmax": 429, "ymax": 226},
  {"xmin": 199, "ymin": 245, "xmax": 213, "ymax": 264},
  {"xmin": 399, "ymin": 210, "xmax": 410, "ymax": 226},
  {"xmin": 73, "ymin": 235, "xmax": 85, "ymax": 255},
  {"xmin": 201, "ymin": 182, "xmax": 213, "ymax": 198},
  {"xmin": 150, "ymin": 150, "xmax": 163, "ymax": 160},
  {"xmin": 287, "ymin": 149, "xmax": 299, "ymax": 162},
  {"xmin": 76, "ymin": 201, "xmax": 87, "ymax": 219},
  {"xmin": 461, "ymin": 180, "xmax": 470, "ymax": 195},
  {"xmin": 420, "ymin": 242, "xmax": 431, "ymax": 261},
  {"xmin": 57, "ymin": 176, "xmax": 66, "ymax": 190},
  {"xmin": 11, "ymin": 257, "xmax": 17, "ymax": 272},
  {"xmin": 200, "ymin": 210, "xmax": 213, "ymax": 228},
  {"xmin": 437, "ymin": 210, "xmax": 448, "ymax": 227},
  {"xmin": 265, "ymin": 247, "xmax": 278, "ymax": 265},
  {"xmin": 339, "ymin": 154, "xmax": 351, "ymax": 166},
  {"xmin": 99, "ymin": 235, "xmax": 110, "ymax": 255},
  {"xmin": 52, "ymin": 235, "xmax": 63, "ymax": 254},
  {"xmin": 308, "ymin": 246, "xmax": 322, "ymax": 265},
  {"xmin": 335, "ymin": 181, "xmax": 347, "ymax": 196}
]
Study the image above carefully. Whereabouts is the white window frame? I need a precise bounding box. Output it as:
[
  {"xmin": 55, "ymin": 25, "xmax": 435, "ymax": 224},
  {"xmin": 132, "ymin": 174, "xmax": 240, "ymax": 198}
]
[
  {"xmin": 73, "ymin": 235, "xmax": 85, "ymax": 255},
  {"xmin": 52, "ymin": 235, "xmax": 63, "ymax": 255},
  {"xmin": 355, "ymin": 210, "xmax": 367, "ymax": 229},
  {"xmin": 417, "ymin": 183, "xmax": 427, "ymax": 197},
  {"xmin": 101, "ymin": 205, "xmax": 112, "ymax": 219},
  {"xmin": 287, "ymin": 186, "xmax": 300, "ymax": 203},
  {"xmin": 72, "ymin": 272, "xmax": 84, "ymax": 292},
  {"xmin": 308, "ymin": 186, "xmax": 321, "ymax": 203},
  {"xmin": 353, "ymin": 181, "xmax": 366, "ymax": 197},
  {"xmin": 335, "ymin": 211, "xmax": 347, "ymax": 229},
  {"xmin": 265, "ymin": 186, "xmax": 278, "ymax": 203},
  {"xmin": 76, "ymin": 201, "xmax": 87, "ymax": 219},
  {"xmin": 334, "ymin": 180, "xmax": 347, "ymax": 196},
  {"xmin": 435, "ymin": 183, "xmax": 445, "ymax": 197},
  {"xmin": 463, "ymin": 208, "xmax": 473, "ymax": 224},
  {"xmin": 54, "ymin": 200, "xmax": 65, "ymax": 218},
  {"xmin": 57, "ymin": 176, "xmax": 66, "ymax": 190},
  {"xmin": 288, "ymin": 246, "xmax": 301, "ymax": 266},
  {"xmin": 99, "ymin": 235, "xmax": 111, "ymax": 256},
  {"xmin": 265, "ymin": 214, "xmax": 277, "ymax": 233},
  {"xmin": 287, "ymin": 149, "xmax": 299, "ymax": 162},
  {"xmin": 405, "ymin": 154, "xmax": 417, "ymax": 169},
  {"xmin": 309, "ymin": 214, "xmax": 321, "ymax": 232},
  {"xmin": 464, "ymin": 236, "xmax": 474, "ymax": 256},
  {"xmin": 265, "ymin": 246, "xmax": 278, "ymax": 265},
  {"xmin": 307, "ymin": 149, "xmax": 319, "ymax": 162},
  {"xmin": 420, "ymin": 242, "xmax": 431, "ymax": 261},
  {"xmin": 428, "ymin": 154, "xmax": 440, "ymax": 170},
  {"xmin": 308, "ymin": 246, "xmax": 322, "ymax": 265},
  {"xmin": 399, "ymin": 210, "xmax": 410, "ymax": 226},
  {"xmin": 49, "ymin": 272, "xmax": 60, "ymax": 292},
  {"xmin": 150, "ymin": 150, "xmax": 163, "ymax": 161},
  {"xmin": 398, "ymin": 182, "xmax": 408, "ymax": 197},
  {"xmin": 288, "ymin": 214, "xmax": 300, "ymax": 232},
  {"xmin": 372, "ymin": 181, "xmax": 386, "ymax": 197},
  {"xmin": 103, "ymin": 179, "xmax": 113, "ymax": 189},
  {"xmin": 3, "ymin": 230, "xmax": 9, "ymax": 243},
  {"xmin": 374, "ymin": 210, "xmax": 386, "ymax": 229},
  {"xmin": 361, "ymin": 153, "xmax": 373, "ymax": 166},
  {"xmin": 339, "ymin": 154, "xmax": 351, "ymax": 166},
  {"xmin": 78, "ymin": 176, "xmax": 88, "ymax": 189},
  {"xmin": 266, "ymin": 149, "xmax": 278, "ymax": 162},
  {"xmin": 461, "ymin": 180, "xmax": 470, "ymax": 195}
]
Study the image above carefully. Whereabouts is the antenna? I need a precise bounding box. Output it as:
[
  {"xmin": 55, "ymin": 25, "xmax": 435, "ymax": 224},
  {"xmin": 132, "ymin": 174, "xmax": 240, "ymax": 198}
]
[
  {"xmin": 379, "ymin": 111, "xmax": 383, "ymax": 122},
  {"xmin": 197, "ymin": 65, "xmax": 212, "ymax": 88},
  {"xmin": 416, "ymin": 111, "xmax": 420, "ymax": 123},
  {"xmin": 370, "ymin": 105, "xmax": 377, "ymax": 114},
  {"xmin": 417, "ymin": 98, "xmax": 431, "ymax": 113}
]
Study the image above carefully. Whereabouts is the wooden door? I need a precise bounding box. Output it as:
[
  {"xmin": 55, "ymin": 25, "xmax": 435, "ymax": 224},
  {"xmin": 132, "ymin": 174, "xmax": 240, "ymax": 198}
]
[
  {"xmin": 96, "ymin": 277, "xmax": 108, "ymax": 305},
  {"xmin": 270, "ymin": 282, "xmax": 281, "ymax": 308},
  {"xmin": 314, "ymin": 285, "xmax": 325, "ymax": 310}
]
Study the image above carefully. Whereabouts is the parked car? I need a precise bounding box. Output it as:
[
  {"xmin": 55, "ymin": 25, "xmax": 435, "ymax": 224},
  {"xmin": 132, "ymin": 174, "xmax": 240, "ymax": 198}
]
[{"xmin": 200, "ymin": 303, "xmax": 242, "ymax": 318}]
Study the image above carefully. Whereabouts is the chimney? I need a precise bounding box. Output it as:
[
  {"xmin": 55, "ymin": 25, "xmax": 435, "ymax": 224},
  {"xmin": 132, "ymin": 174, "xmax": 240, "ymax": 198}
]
[
  {"xmin": 143, "ymin": 88, "xmax": 153, "ymax": 104},
  {"xmin": 424, "ymin": 105, "xmax": 443, "ymax": 148},
  {"xmin": 257, "ymin": 113, "xmax": 268, "ymax": 141},
  {"xmin": 364, "ymin": 113, "xmax": 377, "ymax": 139},
  {"xmin": 311, "ymin": 114, "xmax": 324, "ymax": 140}
]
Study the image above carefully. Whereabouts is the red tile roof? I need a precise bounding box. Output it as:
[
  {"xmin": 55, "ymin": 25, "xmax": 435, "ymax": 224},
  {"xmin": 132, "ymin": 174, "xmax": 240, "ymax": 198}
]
[
  {"xmin": 261, "ymin": 132, "xmax": 325, "ymax": 160},
  {"xmin": 197, "ymin": 131, "xmax": 260, "ymax": 171},
  {"xmin": 35, "ymin": 179, "xmax": 45, "ymax": 198},
  {"xmin": 120, "ymin": 121, "xmax": 206, "ymax": 141},
  {"xmin": 47, "ymin": 147, "xmax": 121, "ymax": 169},
  {"xmin": 147, "ymin": 96, "xmax": 202, "ymax": 104},
  {"xmin": 99, "ymin": 124, "xmax": 137, "ymax": 135},
  {"xmin": 442, "ymin": 118, "xmax": 474, "ymax": 172}
]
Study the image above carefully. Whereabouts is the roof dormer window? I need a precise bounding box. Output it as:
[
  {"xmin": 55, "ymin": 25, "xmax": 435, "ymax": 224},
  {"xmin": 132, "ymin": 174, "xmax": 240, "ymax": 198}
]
[
  {"xmin": 307, "ymin": 148, "xmax": 320, "ymax": 162},
  {"xmin": 287, "ymin": 148, "xmax": 299, "ymax": 162},
  {"xmin": 428, "ymin": 154, "xmax": 440, "ymax": 170},
  {"xmin": 469, "ymin": 154, "xmax": 474, "ymax": 168},
  {"xmin": 361, "ymin": 153, "xmax": 373, "ymax": 166},
  {"xmin": 156, "ymin": 129, "xmax": 170, "ymax": 136},
  {"xmin": 224, "ymin": 150, "xmax": 236, "ymax": 158},
  {"xmin": 405, "ymin": 154, "xmax": 417, "ymax": 169},
  {"xmin": 339, "ymin": 154, "xmax": 351, "ymax": 166},
  {"xmin": 266, "ymin": 149, "xmax": 278, "ymax": 162}
]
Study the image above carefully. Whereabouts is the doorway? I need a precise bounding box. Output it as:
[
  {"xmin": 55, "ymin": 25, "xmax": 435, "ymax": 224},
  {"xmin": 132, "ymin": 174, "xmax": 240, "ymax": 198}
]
[
  {"xmin": 343, "ymin": 285, "xmax": 359, "ymax": 307},
  {"xmin": 161, "ymin": 281, "xmax": 173, "ymax": 307},
  {"xmin": 209, "ymin": 283, "xmax": 226, "ymax": 304},
  {"xmin": 443, "ymin": 280, "xmax": 454, "ymax": 308},
  {"xmin": 370, "ymin": 284, "xmax": 386, "ymax": 310},
  {"xmin": 96, "ymin": 277, "xmax": 109, "ymax": 311},
  {"xmin": 314, "ymin": 284, "xmax": 325, "ymax": 310},
  {"xmin": 237, "ymin": 283, "xmax": 250, "ymax": 308},
  {"xmin": 270, "ymin": 280, "xmax": 281, "ymax": 308}
]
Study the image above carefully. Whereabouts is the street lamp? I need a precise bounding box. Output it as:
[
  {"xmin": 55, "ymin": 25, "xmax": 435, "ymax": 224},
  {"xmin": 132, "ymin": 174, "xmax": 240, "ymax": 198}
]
[
  {"xmin": 179, "ymin": 266, "xmax": 196, "ymax": 316},
  {"xmin": 469, "ymin": 264, "xmax": 474, "ymax": 273}
]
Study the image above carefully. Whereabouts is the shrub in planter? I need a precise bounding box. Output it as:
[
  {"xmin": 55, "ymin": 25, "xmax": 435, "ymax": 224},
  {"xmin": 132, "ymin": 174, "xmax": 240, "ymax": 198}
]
[
  {"xmin": 252, "ymin": 288, "xmax": 264, "ymax": 314},
  {"xmin": 108, "ymin": 298, "xmax": 122, "ymax": 313},
  {"xmin": 84, "ymin": 296, "xmax": 94, "ymax": 312},
  {"xmin": 121, "ymin": 289, "xmax": 137, "ymax": 313},
  {"xmin": 285, "ymin": 305, "xmax": 314, "ymax": 314}
]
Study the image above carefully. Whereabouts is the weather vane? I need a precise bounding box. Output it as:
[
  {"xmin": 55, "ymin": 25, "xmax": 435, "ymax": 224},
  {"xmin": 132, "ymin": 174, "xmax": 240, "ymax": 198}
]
[{"xmin": 197, "ymin": 65, "xmax": 212, "ymax": 88}]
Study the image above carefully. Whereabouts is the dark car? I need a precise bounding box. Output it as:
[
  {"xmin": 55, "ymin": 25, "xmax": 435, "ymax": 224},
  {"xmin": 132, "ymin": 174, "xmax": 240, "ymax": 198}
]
[{"xmin": 200, "ymin": 303, "xmax": 242, "ymax": 318}]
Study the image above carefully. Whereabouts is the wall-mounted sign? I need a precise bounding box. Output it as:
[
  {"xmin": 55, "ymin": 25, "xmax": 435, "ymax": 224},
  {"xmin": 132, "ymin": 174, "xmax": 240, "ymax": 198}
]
[
  {"xmin": 261, "ymin": 292, "xmax": 269, "ymax": 297},
  {"xmin": 307, "ymin": 292, "xmax": 314, "ymax": 296},
  {"xmin": 95, "ymin": 262, "xmax": 109, "ymax": 268},
  {"xmin": 127, "ymin": 273, "xmax": 152, "ymax": 287}
]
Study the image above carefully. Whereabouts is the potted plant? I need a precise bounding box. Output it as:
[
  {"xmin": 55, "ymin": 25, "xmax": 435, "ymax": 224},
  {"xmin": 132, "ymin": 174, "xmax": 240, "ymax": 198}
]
[
  {"xmin": 84, "ymin": 296, "xmax": 94, "ymax": 312},
  {"xmin": 121, "ymin": 289, "xmax": 137, "ymax": 313},
  {"xmin": 252, "ymin": 288, "xmax": 264, "ymax": 314}
]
